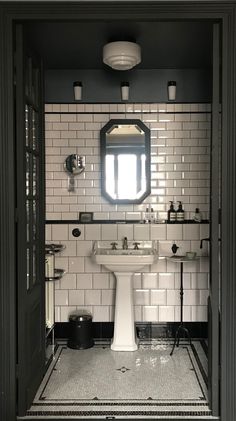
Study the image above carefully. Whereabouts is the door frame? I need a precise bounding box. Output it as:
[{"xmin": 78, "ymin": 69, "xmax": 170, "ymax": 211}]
[
  {"xmin": 0, "ymin": 2, "xmax": 235, "ymax": 421},
  {"xmin": 15, "ymin": 24, "xmax": 46, "ymax": 415}
]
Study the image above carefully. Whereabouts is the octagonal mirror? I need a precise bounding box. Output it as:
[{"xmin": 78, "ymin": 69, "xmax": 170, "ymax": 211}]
[{"xmin": 100, "ymin": 119, "xmax": 151, "ymax": 204}]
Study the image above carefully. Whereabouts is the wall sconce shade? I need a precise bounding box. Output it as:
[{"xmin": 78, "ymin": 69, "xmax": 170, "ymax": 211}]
[
  {"xmin": 73, "ymin": 81, "xmax": 82, "ymax": 100},
  {"xmin": 103, "ymin": 41, "xmax": 141, "ymax": 70},
  {"xmin": 168, "ymin": 81, "xmax": 176, "ymax": 101},
  {"xmin": 121, "ymin": 82, "xmax": 129, "ymax": 101}
]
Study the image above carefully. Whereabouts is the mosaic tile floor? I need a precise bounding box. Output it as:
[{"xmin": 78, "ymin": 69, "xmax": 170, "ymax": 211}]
[{"xmin": 25, "ymin": 340, "xmax": 212, "ymax": 419}]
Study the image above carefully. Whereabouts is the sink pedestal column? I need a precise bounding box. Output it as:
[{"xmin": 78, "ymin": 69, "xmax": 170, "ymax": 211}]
[{"xmin": 111, "ymin": 272, "xmax": 138, "ymax": 351}]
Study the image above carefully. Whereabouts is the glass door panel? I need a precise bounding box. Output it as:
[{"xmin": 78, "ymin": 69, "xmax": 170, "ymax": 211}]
[
  {"xmin": 26, "ymin": 248, "xmax": 30, "ymax": 291},
  {"xmin": 15, "ymin": 24, "xmax": 45, "ymax": 415},
  {"xmin": 32, "ymin": 245, "xmax": 36, "ymax": 286}
]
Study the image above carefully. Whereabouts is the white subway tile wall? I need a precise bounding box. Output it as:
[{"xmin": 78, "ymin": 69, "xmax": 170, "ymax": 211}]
[
  {"xmin": 48, "ymin": 223, "xmax": 209, "ymax": 323},
  {"xmin": 45, "ymin": 103, "xmax": 210, "ymax": 221},
  {"xmin": 45, "ymin": 103, "xmax": 210, "ymax": 324}
]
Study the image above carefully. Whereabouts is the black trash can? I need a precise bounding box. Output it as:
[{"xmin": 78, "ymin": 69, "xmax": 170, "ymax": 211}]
[{"xmin": 68, "ymin": 311, "xmax": 94, "ymax": 349}]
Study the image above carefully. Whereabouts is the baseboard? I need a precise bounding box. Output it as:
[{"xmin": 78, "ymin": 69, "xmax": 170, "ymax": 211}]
[{"xmin": 54, "ymin": 321, "xmax": 208, "ymax": 340}]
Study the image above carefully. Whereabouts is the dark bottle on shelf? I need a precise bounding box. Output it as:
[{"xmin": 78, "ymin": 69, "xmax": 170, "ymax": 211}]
[
  {"xmin": 168, "ymin": 201, "xmax": 176, "ymax": 222},
  {"xmin": 177, "ymin": 201, "xmax": 185, "ymax": 222}
]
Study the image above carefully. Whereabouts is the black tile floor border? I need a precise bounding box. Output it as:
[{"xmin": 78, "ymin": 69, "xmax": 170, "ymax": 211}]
[
  {"xmin": 200, "ymin": 339, "xmax": 208, "ymax": 357},
  {"xmin": 183, "ymin": 346, "xmax": 206, "ymax": 400},
  {"xmin": 38, "ymin": 346, "xmax": 207, "ymax": 402},
  {"xmin": 191, "ymin": 343, "xmax": 208, "ymax": 387},
  {"xmin": 32, "ymin": 402, "xmax": 209, "ymax": 406},
  {"xmin": 39, "ymin": 346, "xmax": 65, "ymax": 400},
  {"xmin": 33, "ymin": 340, "xmax": 208, "ymax": 402},
  {"xmin": 27, "ymin": 340, "xmax": 211, "ymax": 419},
  {"xmin": 27, "ymin": 410, "xmax": 212, "ymax": 416}
]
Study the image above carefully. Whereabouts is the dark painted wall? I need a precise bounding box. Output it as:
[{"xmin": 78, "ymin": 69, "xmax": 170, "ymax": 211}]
[{"xmin": 45, "ymin": 68, "xmax": 211, "ymax": 103}]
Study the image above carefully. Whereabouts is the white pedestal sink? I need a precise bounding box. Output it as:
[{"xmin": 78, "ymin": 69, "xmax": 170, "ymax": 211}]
[{"xmin": 93, "ymin": 241, "xmax": 157, "ymax": 351}]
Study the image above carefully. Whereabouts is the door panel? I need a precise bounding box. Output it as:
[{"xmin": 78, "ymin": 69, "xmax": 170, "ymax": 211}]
[
  {"xmin": 208, "ymin": 23, "xmax": 221, "ymax": 415},
  {"xmin": 15, "ymin": 24, "xmax": 45, "ymax": 415}
]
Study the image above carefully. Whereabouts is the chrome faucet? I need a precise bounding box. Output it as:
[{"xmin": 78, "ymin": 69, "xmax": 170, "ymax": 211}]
[
  {"xmin": 122, "ymin": 236, "xmax": 128, "ymax": 250},
  {"xmin": 200, "ymin": 238, "xmax": 210, "ymax": 249},
  {"xmin": 200, "ymin": 237, "xmax": 221, "ymax": 248}
]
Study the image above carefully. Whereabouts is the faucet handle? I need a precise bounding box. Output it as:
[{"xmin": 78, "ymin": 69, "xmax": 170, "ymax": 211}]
[
  {"xmin": 133, "ymin": 242, "xmax": 140, "ymax": 250},
  {"xmin": 110, "ymin": 242, "xmax": 118, "ymax": 250}
]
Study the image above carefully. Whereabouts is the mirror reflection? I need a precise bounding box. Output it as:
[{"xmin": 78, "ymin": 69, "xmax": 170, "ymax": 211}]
[{"xmin": 100, "ymin": 119, "xmax": 150, "ymax": 204}]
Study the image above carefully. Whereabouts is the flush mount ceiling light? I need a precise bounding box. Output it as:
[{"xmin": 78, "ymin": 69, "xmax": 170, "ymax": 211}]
[{"xmin": 103, "ymin": 41, "xmax": 141, "ymax": 70}]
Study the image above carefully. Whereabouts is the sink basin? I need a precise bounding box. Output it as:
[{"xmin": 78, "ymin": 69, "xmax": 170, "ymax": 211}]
[
  {"xmin": 94, "ymin": 249, "xmax": 156, "ymax": 272},
  {"xmin": 92, "ymin": 241, "xmax": 157, "ymax": 351},
  {"xmin": 96, "ymin": 248, "xmax": 153, "ymax": 255},
  {"xmin": 93, "ymin": 240, "xmax": 157, "ymax": 272}
]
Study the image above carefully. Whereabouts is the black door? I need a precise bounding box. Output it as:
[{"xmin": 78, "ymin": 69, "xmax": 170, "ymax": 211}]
[
  {"xmin": 15, "ymin": 24, "xmax": 45, "ymax": 415},
  {"xmin": 208, "ymin": 23, "xmax": 221, "ymax": 415}
]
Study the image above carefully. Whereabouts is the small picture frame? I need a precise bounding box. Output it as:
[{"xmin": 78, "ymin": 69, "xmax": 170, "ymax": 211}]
[{"xmin": 79, "ymin": 212, "xmax": 93, "ymax": 223}]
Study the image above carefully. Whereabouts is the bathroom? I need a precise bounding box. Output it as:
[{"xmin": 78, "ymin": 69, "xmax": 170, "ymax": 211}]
[
  {"xmin": 42, "ymin": 103, "xmax": 211, "ymax": 417},
  {"xmin": 2, "ymin": 7, "xmax": 225, "ymax": 421},
  {"xmin": 37, "ymin": 19, "xmax": 215, "ymax": 418}
]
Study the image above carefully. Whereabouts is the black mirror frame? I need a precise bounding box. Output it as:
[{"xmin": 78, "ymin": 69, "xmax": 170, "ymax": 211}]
[{"xmin": 100, "ymin": 119, "xmax": 151, "ymax": 204}]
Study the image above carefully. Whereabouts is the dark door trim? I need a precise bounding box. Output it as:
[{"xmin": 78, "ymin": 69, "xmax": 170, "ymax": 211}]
[
  {"xmin": 220, "ymin": 5, "xmax": 236, "ymax": 421},
  {"xmin": 0, "ymin": 9, "xmax": 17, "ymax": 421},
  {"xmin": 208, "ymin": 21, "xmax": 221, "ymax": 415},
  {"xmin": 15, "ymin": 24, "xmax": 46, "ymax": 415},
  {"xmin": 0, "ymin": 2, "xmax": 236, "ymax": 421}
]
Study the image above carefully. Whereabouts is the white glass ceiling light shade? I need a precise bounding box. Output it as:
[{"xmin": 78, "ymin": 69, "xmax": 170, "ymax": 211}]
[
  {"xmin": 103, "ymin": 41, "xmax": 141, "ymax": 70},
  {"xmin": 73, "ymin": 81, "xmax": 82, "ymax": 100},
  {"xmin": 121, "ymin": 82, "xmax": 129, "ymax": 101},
  {"xmin": 168, "ymin": 81, "xmax": 176, "ymax": 101}
]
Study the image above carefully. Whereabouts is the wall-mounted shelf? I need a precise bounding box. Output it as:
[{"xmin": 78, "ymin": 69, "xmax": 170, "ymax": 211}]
[{"xmin": 46, "ymin": 219, "xmax": 209, "ymax": 225}]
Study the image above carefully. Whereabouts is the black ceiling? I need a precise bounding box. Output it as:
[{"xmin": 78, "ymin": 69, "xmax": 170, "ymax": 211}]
[{"xmin": 25, "ymin": 21, "xmax": 213, "ymax": 70}]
